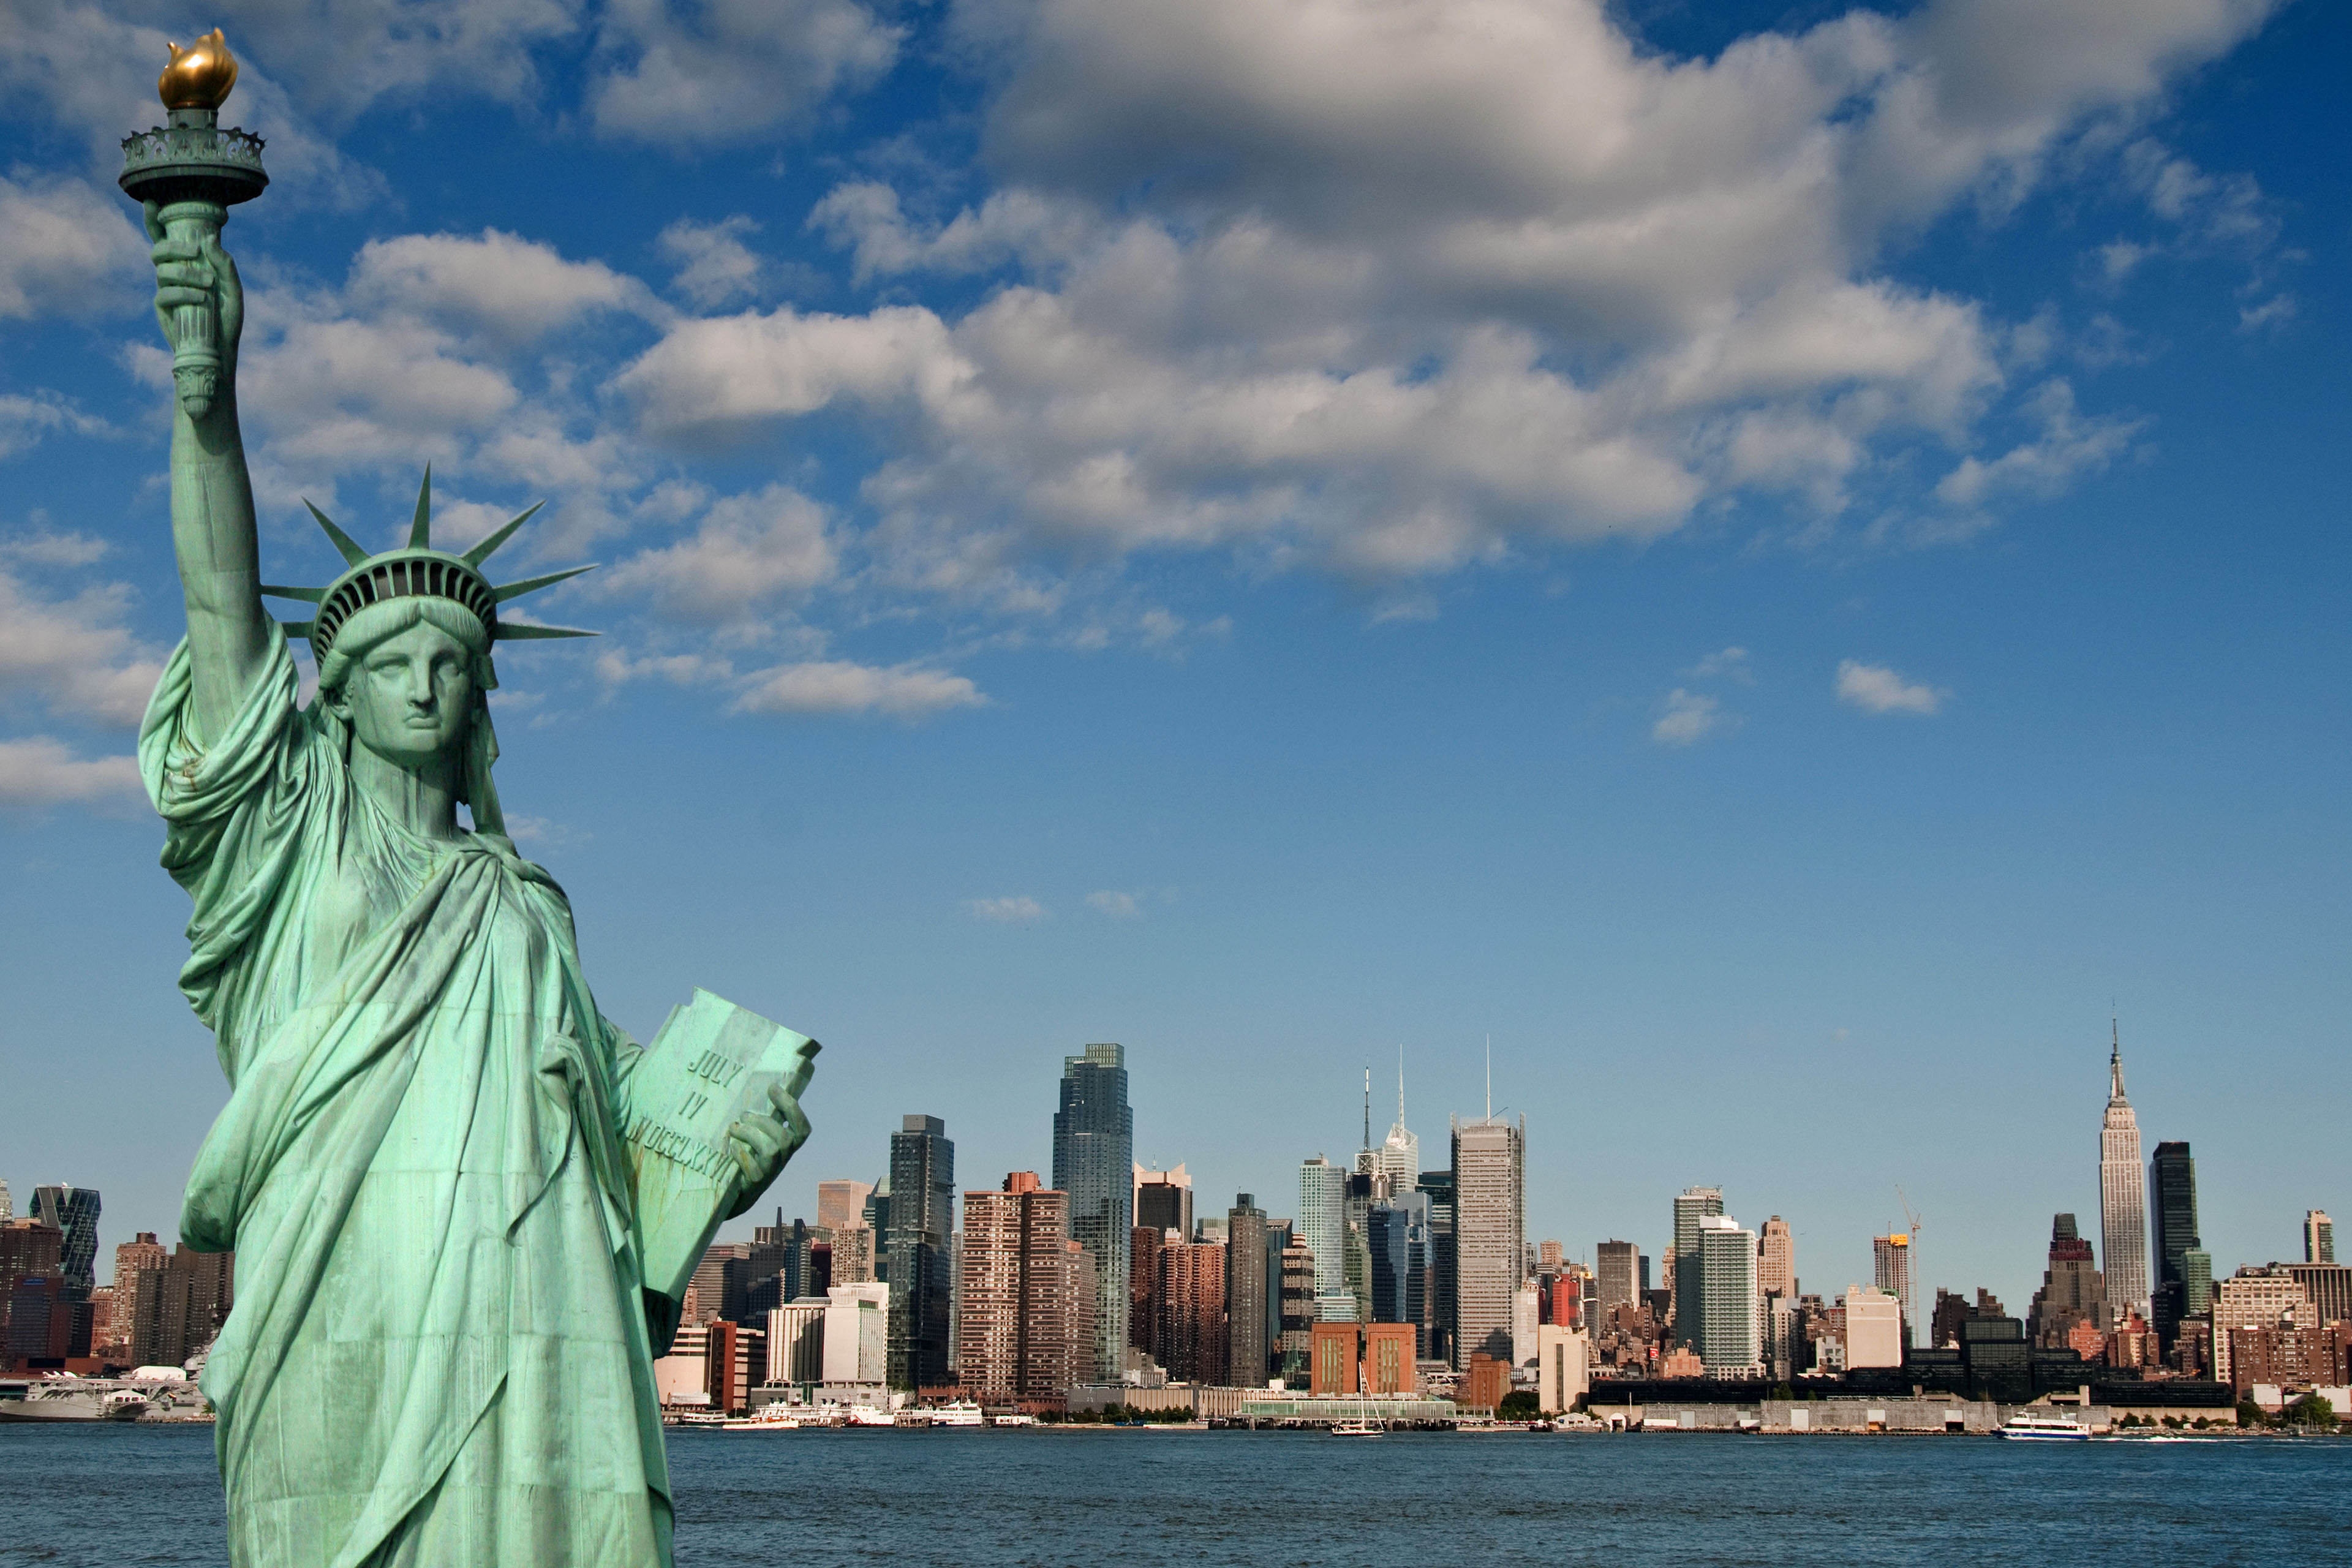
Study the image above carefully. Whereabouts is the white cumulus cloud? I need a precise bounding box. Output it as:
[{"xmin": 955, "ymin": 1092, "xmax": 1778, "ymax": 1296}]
[
  {"xmin": 731, "ymin": 660, "xmax": 983, "ymax": 718},
  {"xmin": 0, "ymin": 736, "xmax": 142, "ymax": 809},
  {"xmin": 601, "ymin": 486, "xmax": 838, "ymax": 622},
  {"xmin": 0, "ymin": 176, "xmax": 147, "ymax": 321},
  {"xmin": 1085, "ymin": 890, "xmax": 1142, "ymax": 921},
  {"xmin": 1836, "ymin": 659, "xmax": 1945, "ymax": 715},
  {"xmin": 0, "ymin": 557, "xmax": 166, "ymax": 726},
  {"xmin": 589, "ymin": 0, "xmax": 902, "ymax": 143},
  {"xmin": 1653, "ymin": 688, "xmax": 1723, "ymax": 747}
]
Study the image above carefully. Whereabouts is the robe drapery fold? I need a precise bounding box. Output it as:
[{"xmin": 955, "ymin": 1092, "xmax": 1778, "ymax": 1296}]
[{"xmin": 141, "ymin": 636, "xmax": 673, "ymax": 1568}]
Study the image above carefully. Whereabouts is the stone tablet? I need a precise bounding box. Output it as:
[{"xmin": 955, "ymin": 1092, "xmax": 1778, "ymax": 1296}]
[{"xmin": 627, "ymin": 990, "xmax": 820, "ymax": 1313}]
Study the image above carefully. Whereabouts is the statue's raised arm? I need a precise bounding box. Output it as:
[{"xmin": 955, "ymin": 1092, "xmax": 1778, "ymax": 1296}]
[{"xmin": 136, "ymin": 42, "xmax": 273, "ymax": 743}]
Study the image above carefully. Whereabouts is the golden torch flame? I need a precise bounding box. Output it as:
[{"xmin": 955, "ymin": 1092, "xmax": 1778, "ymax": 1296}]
[{"xmin": 159, "ymin": 29, "xmax": 238, "ymax": 111}]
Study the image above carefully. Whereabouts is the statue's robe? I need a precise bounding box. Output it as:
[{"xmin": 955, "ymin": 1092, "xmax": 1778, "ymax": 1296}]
[{"xmin": 141, "ymin": 636, "xmax": 672, "ymax": 1568}]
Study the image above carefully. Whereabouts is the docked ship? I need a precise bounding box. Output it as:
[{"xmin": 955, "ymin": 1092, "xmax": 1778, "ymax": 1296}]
[
  {"xmin": 718, "ymin": 1404, "xmax": 805, "ymax": 1431},
  {"xmin": 1997, "ymin": 1411, "xmax": 2092, "ymax": 1441},
  {"xmin": 0, "ymin": 1379, "xmax": 150, "ymax": 1423},
  {"xmin": 927, "ymin": 1400, "xmax": 986, "ymax": 1427}
]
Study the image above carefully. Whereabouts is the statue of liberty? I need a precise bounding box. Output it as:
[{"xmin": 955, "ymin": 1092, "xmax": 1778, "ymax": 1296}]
[{"xmin": 126, "ymin": 33, "xmax": 815, "ymax": 1567}]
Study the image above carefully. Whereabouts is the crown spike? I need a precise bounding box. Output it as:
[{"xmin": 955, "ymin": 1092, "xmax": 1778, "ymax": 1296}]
[
  {"xmin": 304, "ymin": 501, "xmax": 371, "ymax": 567},
  {"xmin": 461, "ymin": 502, "xmax": 544, "ymax": 567},
  {"xmin": 495, "ymin": 564, "xmax": 598, "ymax": 603},
  {"xmin": 408, "ymin": 466, "xmax": 434, "ymax": 549},
  {"xmin": 494, "ymin": 624, "xmax": 598, "ymax": 642},
  {"xmin": 279, "ymin": 620, "xmax": 315, "ymax": 639},
  {"xmin": 260, "ymin": 584, "xmax": 325, "ymax": 603}
]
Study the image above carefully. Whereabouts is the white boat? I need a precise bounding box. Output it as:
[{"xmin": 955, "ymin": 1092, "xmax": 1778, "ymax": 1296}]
[
  {"xmin": 846, "ymin": 1403, "xmax": 898, "ymax": 1427},
  {"xmin": 669, "ymin": 1409, "xmax": 729, "ymax": 1429},
  {"xmin": 928, "ymin": 1400, "xmax": 986, "ymax": 1427},
  {"xmin": 719, "ymin": 1404, "xmax": 805, "ymax": 1431},
  {"xmin": 1330, "ymin": 1420, "xmax": 1383, "ymax": 1436},
  {"xmin": 990, "ymin": 1412, "xmax": 1037, "ymax": 1427},
  {"xmin": 0, "ymin": 1381, "xmax": 147, "ymax": 1423},
  {"xmin": 1997, "ymin": 1411, "xmax": 2091, "ymax": 1441}
]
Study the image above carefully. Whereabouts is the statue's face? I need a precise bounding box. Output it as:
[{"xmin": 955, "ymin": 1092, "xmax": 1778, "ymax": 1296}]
[{"xmin": 337, "ymin": 620, "xmax": 475, "ymax": 767}]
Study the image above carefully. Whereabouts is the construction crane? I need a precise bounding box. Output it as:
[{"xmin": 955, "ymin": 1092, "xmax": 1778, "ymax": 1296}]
[{"xmin": 1897, "ymin": 1185, "xmax": 1925, "ymax": 1348}]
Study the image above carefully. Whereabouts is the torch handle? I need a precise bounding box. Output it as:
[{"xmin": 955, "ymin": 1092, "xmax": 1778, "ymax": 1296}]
[{"xmin": 156, "ymin": 198, "xmax": 228, "ymax": 421}]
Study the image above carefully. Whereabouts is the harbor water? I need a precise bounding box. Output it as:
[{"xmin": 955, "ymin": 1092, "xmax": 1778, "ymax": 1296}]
[{"xmin": 1, "ymin": 1423, "xmax": 2342, "ymax": 1565}]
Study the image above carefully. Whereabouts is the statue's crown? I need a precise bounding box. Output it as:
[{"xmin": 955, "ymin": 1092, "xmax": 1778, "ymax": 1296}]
[{"xmin": 265, "ymin": 469, "xmax": 595, "ymax": 663}]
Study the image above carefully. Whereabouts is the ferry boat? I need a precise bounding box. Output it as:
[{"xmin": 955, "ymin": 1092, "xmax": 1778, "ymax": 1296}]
[
  {"xmin": 990, "ymin": 1412, "xmax": 1038, "ymax": 1427},
  {"xmin": 928, "ymin": 1400, "xmax": 986, "ymax": 1427},
  {"xmin": 1997, "ymin": 1411, "xmax": 2092, "ymax": 1441},
  {"xmin": 846, "ymin": 1403, "xmax": 899, "ymax": 1427},
  {"xmin": 0, "ymin": 1381, "xmax": 148, "ymax": 1423},
  {"xmin": 668, "ymin": 1408, "xmax": 730, "ymax": 1429},
  {"xmin": 718, "ymin": 1404, "xmax": 805, "ymax": 1431}
]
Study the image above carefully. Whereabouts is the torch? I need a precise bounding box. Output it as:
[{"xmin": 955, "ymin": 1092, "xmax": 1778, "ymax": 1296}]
[{"xmin": 119, "ymin": 30, "xmax": 267, "ymax": 420}]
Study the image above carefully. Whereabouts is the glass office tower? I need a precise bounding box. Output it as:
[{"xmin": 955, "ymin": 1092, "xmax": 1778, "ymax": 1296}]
[{"xmin": 1052, "ymin": 1044, "xmax": 1133, "ymax": 1382}]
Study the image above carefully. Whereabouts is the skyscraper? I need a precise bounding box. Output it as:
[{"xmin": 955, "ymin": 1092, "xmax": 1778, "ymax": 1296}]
[
  {"xmin": 1872, "ymin": 1232, "xmax": 1912, "ymax": 1351},
  {"xmin": 2098, "ymin": 1030, "xmax": 2150, "ymax": 1321},
  {"xmin": 125, "ymin": 1245, "xmax": 234, "ymax": 1370},
  {"xmin": 2307, "ymin": 1211, "xmax": 2335, "ymax": 1265},
  {"xmin": 1052, "ymin": 1043, "xmax": 1134, "ymax": 1383},
  {"xmin": 1134, "ymin": 1163, "xmax": 1193, "ymax": 1238},
  {"xmin": 28, "ymin": 1185, "xmax": 100, "ymax": 1295},
  {"xmin": 885, "ymin": 1114, "xmax": 954, "ymax": 1390},
  {"xmin": 816, "ymin": 1178, "xmax": 874, "ymax": 1234},
  {"xmin": 1697, "ymin": 1216, "xmax": 1761, "ymax": 1378},
  {"xmin": 1158, "ymin": 1238, "xmax": 1227, "ymax": 1385},
  {"xmin": 1452, "ymin": 1115, "xmax": 1525, "ymax": 1365},
  {"xmin": 1596, "ymin": 1240, "xmax": 1638, "ymax": 1319},
  {"xmin": 2027, "ymin": 1212, "xmax": 2109, "ymax": 1349},
  {"xmin": 111, "ymin": 1232, "xmax": 168, "ymax": 1357},
  {"xmin": 1417, "ymin": 1169, "xmax": 1457, "ymax": 1364},
  {"xmin": 1758, "ymin": 1215, "xmax": 1795, "ymax": 1300},
  {"xmin": 1025, "ymin": 1194, "xmax": 1093, "ymax": 1398},
  {"xmin": 0, "ymin": 1178, "xmax": 10, "ymax": 1223},
  {"xmin": 1299, "ymin": 1156, "xmax": 1348, "ymax": 1301},
  {"xmin": 2149, "ymin": 1140, "xmax": 2199, "ymax": 1350},
  {"xmin": 956, "ymin": 1172, "xmax": 1087, "ymax": 1398},
  {"xmin": 1277, "ymin": 1237, "xmax": 1316, "ymax": 1383},
  {"xmin": 1672, "ymin": 1188, "xmax": 1724, "ymax": 1351},
  {"xmin": 1227, "ymin": 1194, "xmax": 1269, "ymax": 1387},
  {"xmin": 1367, "ymin": 1189, "xmax": 1433, "ymax": 1355},
  {"xmin": 958, "ymin": 1178, "xmax": 1027, "ymax": 1400}
]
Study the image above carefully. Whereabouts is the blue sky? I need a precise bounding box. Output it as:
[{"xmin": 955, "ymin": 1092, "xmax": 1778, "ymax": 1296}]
[{"xmin": 1, "ymin": 0, "xmax": 2344, "ymax": 1319}]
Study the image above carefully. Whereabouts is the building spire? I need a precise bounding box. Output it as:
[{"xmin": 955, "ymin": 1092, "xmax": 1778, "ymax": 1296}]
[
  {"xmin": 1397, "ymin": 1042, "xmax": 1407, "ymax": 1127},
  {"xmin": 2109, "ymin": 1017, "xmax": 2127, "ymax": 1104},
  {"xmin": 1484, "ymin": 1033, "xmax": 1493, "ymax": 1120},
  {"xmin": 1363, "ymin": 1066, "xmax": 1372, "ymax": 1153}
]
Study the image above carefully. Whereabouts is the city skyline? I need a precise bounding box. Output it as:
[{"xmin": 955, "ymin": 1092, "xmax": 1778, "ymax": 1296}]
[
  {"xmin": 13, "ymin": 1020, "xmax": 2341, "ymax": 1338},
  {"xmin": 10, "ymin": 1023, "xmax": 2338, "ymax": 1400}
]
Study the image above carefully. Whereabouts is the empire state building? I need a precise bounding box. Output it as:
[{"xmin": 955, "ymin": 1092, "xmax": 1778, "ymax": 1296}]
[{"xmin": 2099, "ymin": 1028, "xmax": 2151, "ymax": 1321}]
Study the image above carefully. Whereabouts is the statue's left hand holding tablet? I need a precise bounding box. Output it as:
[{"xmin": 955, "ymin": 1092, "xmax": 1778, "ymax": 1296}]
[{"xmin": 722, "ymin": 1081, "xmax": 812, "ymax": 1219}]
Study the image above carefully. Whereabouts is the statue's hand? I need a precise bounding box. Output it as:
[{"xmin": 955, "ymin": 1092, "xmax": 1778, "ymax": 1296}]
[
  {"xmin": 144, "ymin": 200, "xmax": 244, "ymax": 368},
  {"xmin": 722, "ymin": 1081, "xmax": 810, "ymax": 1213}
]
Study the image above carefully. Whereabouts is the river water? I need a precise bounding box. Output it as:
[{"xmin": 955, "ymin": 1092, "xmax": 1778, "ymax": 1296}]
[{"xmin": 1, "ymin": 1423, "xmax": 2342, "ymax": 1564}]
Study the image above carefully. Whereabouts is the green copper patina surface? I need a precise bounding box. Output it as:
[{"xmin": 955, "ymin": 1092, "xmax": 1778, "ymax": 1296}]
[{"xmin": 133, "ymin": 92, "xmax": 812, "ymax": 1566}]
